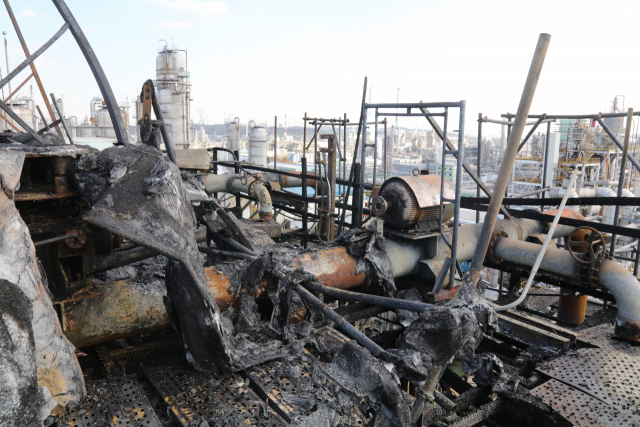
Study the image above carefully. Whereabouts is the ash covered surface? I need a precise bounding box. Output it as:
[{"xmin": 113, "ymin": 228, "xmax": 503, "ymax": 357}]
[
  {"xmin": 332, "ymin": 228, "xmax": 396, "ymax": 295},
  {"xmin": 72, "ymin": 144, "xmax": 235, "ymax": 373},
  {"xmin": 0, "ymin": 279, "xmax": 57, "ymax": 426}
]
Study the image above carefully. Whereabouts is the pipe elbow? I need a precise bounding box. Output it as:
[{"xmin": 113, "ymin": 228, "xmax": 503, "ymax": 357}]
[
  {"xmin": 597, "ymin": 261, "xmax": 640, "ymax": 342},
  {"xmin": 251, "ymin": 182, "xmax": 273, "ymax": 219}
]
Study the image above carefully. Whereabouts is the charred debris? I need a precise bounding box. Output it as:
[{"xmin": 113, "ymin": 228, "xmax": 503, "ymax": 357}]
[{"xmin": 1, "ymin": 4, "xmax": 640, "ymax": 427}]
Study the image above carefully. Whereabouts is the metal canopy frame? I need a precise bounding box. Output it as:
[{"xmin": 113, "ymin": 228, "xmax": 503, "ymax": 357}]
[
  {"xmin": 362, "ymin": 101, "xmax": 466, "ymax": 286},
  {"xmin": 0, "ymin": 0, "xmax": 128, "ymax": 145}
]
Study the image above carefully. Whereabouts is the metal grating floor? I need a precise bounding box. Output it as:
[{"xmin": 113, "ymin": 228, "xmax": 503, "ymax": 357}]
[
  {"xmin": 533, "ymin": 379, "xmax": 640, "ymax": 427},
  {"xmin": 144, "ymin": 364, "xmax": 287, "ymax": 427},
  {"xmin": 537, "ymin": 348, "xmax": 640, "ymax": 418},
  {"xmin": 62, "ymin": 375, "xmax": 162, "ymax": 427}
]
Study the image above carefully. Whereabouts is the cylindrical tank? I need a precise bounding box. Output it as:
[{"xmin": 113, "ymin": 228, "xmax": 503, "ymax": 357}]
[
  {"xmin": 226, "ymin": 117, "xmax": 240, "ymax": 151},
  {"xmin": 66, "ymin": 116, "xmax": 78, "ymax": 137},
  {"xmin": 603, "ymin": 116, "xmax": 624, "ymax": 136},
  {"xmin": 248, "ymin": 119, "xmax": 267, "ymax": 166},
  {"xmin": 0, "ymin": 102, "xmax": 33, "ymax": 132},
  {"xmin": 95, "ymin": 106, "xmax": 129, "ymax": 138},
  {"xmin": 155, "ymin": 44, "xmax": 191, "ymax": 149}
]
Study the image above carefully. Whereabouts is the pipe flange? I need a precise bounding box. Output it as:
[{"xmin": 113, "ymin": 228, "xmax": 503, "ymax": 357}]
[
  {"xmin": 580, "ymin": 261, "xmax": 600, "ymax": 288},
  {"xmin": 247, "ymin": 178, "xmax": 270, "ymax": 196},
  {"xmin": 485, "ymin": 230, "xmax": 508, "ymax": 264}
]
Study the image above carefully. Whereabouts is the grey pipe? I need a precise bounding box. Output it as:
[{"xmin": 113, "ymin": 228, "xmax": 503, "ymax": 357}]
[
  {"xmin": 202, "ymin": 174, "xmax": 273, "ymax": 219},
  {"xmin": 493, "ymin": 237, "xmax": 640, "ymax": 342},
  {"xmin": 469, "ymin": 33, "xmax": 551, "ymax": 283}
]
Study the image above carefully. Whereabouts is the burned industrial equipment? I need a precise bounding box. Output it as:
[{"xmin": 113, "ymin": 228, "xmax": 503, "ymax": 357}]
[{"xmin": 1, "ymin": 3, "xmax": 640, "ymax": 427}]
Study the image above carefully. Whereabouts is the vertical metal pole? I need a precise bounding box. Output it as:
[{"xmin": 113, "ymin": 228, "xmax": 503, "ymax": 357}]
[
  {"xmin": 302, "ymin": 157, "xmax": 308, "ymax": 248},
  {"xmin": 234, "ymin": 149, "xmax": 241, "ymax": 209},
  {"xmin": 338, "ymin": 77, "xmax": 367, "ymax": 234},
  {"xmin": 358, "ymin": 106, "xmax": 367, "ymax": 227},
  {"xmin": 303, "ymin": 112, "xmax": 307, "ymax": 160},
  {"xmin": 610, "ymin": 108, "xmax": 634, "ymax": 256},
  {"xmin": 476, "ymin": 113, "xmax": 482, "ymax": 223},
  {"xmin": 542, "ymin": 120, "xmax": 551, "ymax": 211},
  {"xmin": 314, "ymin": 121, "xmax": 318, "ymax": 217},
  {"xmin": 328, "ymin": 136, "xmax": 336, "ymax": 241},
  {"xmin": 343, "ymin": 113, "xmax": 347, "ymax": 192},
  {"xmin": 49, "ymin": 93, "xmax": 74, "ymax": 144},
  {"xmin": 469, "ymin": 33, "xmax": 551, "ymax": 284},
  {"xmin": 384, "ymin": 118, "xmax": 388, "ymax": 181},
  {"xmin": 372, "ymin": 109, "xmax": 379, "ymax": 187},
  {"xmin": 353, "ymin": 163, "xmax": 361, "ymax": 228},
  {"xmin": 634, "ymin": 244, "xmax": 640, "ymax": 277},
  {"xmin": 3, "ymin": 33, "xmax": 10, "ymax": 105},
  {"xmin": 273, "ymin": 116, "xmax": 277, "ymax": 170},
  {"xmin": 212, "ymin": 149, "xmax": 218, "ymax": 200},
  {"xmin": 449, "ymin": 101, "xmax": 466, "ymax": 285}
]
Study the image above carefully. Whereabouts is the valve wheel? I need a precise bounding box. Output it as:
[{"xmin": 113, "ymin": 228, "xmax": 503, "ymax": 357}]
[{"xmin": 567, "ymin": 226, "xmax": 605, "ymax": 265}]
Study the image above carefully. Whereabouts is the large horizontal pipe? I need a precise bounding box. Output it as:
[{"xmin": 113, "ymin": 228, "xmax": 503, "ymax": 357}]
[
  {"xmin": 63, "ymin": 245, "xmax": 370, "ymax": 347},
  {"xmin": 66, "ymin": 213, "xmax": 581, "ymax": 347},
  {"xmin": 492, "ymin": 237, "xmax": 640, "ymax": 342}
]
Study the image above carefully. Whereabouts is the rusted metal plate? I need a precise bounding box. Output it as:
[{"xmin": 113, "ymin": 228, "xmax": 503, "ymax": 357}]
[
  {"xmin": 537, "ymin": 348, "xmax": 640, "ymax": 416},
  {"xmin": 532, "ymin": 379, "xmax": 640, "ymax": 427},
  {"xmin": 144, "ymin": 364, "xmax": 286, "ymax": 427},
  {"xmin": 61, "ymin": 375, "xmax": 162, "ymax": 427}
]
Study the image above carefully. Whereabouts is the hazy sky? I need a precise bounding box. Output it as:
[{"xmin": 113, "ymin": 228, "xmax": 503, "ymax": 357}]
[{"xmin": 1, "ymin": 0, "xmax": 638, "ymax": 136}]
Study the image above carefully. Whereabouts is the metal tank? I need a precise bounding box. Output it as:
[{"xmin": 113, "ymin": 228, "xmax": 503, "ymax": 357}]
[
  {"xmin": 95, "ymin": 106, "xmax": 129, "ymax": 138},
  {"xmin": 226, "ymin": 116, "xmax": 240, "ymax": 151},
  {"xmin": 0, "ymin": 101, "xmax": 34, "ymax": 132},
  {"xmin": 248, "ymin": 119, "xmax": 267, "ymax": 166},
  {"xmin": 155, "ymin": 43, "xmax": 191, "ymax": 149},
  {"xmin": 603, "ymin": 96, "xmax": 625, "ymax": 137},
  {"xmin": 66, "ymin": 116, "xmax": 78, "ymax": 137}
]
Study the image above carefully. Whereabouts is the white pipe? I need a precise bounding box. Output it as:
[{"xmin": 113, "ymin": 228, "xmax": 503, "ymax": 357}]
[
  {"xmin": 90, "ymin": 97, "xmax": 104, "ymax": 120},
  {"xmin": 494, "ymin": 168, "xmax": 580, "ymax": 312}
]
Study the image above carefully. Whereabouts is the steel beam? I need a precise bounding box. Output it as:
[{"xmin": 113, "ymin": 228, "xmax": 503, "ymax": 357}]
[
  {"xmin": 51, "ymin": 0, "xmax": 129, "ymax": 144},
  {"xmin": 4, "ymin": 0, "xmax": 63, "ymax": 137},
  {"xmin": 0, "ymin": 23, "xmax": 68, "ymax": 92},
  {"xmin": 0, "ymin": 98, "xmax": 44, "ymax": 143},
  {"xmin": 469, "ymin": 33, "xmax": 551, "ymax": 283}
]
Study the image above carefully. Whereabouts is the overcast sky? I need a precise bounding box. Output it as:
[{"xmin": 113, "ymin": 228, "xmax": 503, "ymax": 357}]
[{"xmin": 1, "ymin": 0, "xmax": 638, "ymax": 136}]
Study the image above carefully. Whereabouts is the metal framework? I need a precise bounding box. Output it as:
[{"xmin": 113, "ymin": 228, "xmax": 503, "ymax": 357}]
[{"xmin": 362, "ymin": 101, "xmax": 466, "ymax": 285}]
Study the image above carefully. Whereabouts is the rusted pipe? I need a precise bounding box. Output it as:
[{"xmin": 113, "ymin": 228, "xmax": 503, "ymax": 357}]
[{"xmin": 203, "ymin": 174, "xmax": 273, "ymax": 219}]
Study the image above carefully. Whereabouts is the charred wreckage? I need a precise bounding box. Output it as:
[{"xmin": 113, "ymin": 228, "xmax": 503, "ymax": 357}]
[{"xmin": 1, "ymin": 4, "xmax": 640, "ymax": 427}]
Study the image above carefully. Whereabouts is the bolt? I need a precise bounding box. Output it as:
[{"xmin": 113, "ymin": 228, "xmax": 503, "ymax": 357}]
[{"xmin": 255, "ymin": 173, "xmax": 262, "ymax": 179}]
